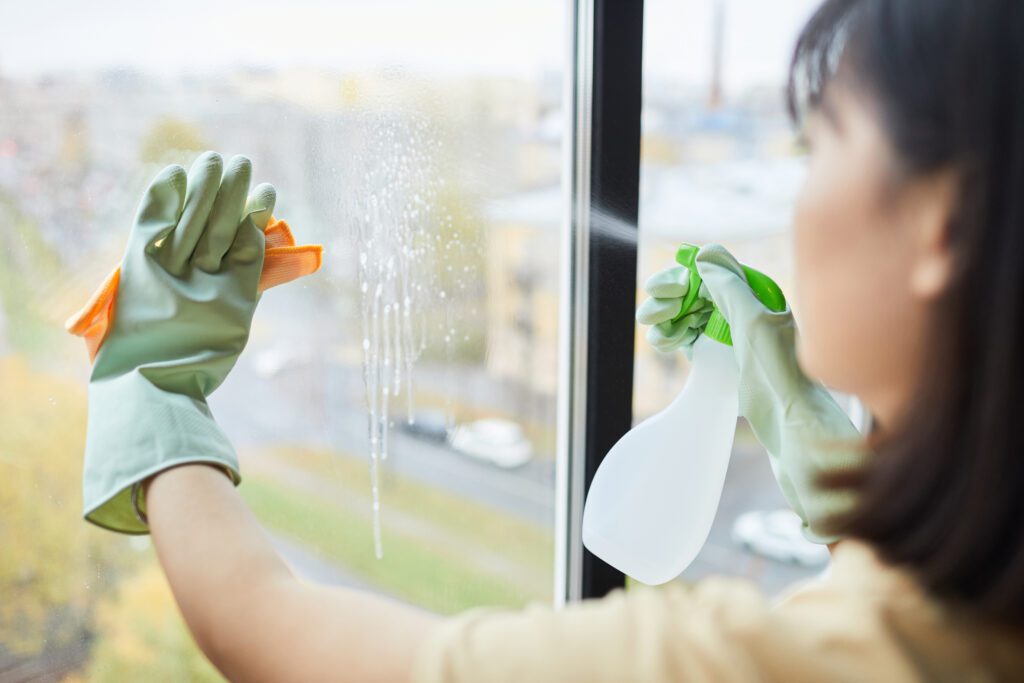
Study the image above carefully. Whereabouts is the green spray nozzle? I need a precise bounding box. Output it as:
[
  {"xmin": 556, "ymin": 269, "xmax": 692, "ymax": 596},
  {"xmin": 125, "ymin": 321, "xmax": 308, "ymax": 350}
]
[{"xmin": 672, "ymin": 243, "xmax": 787, "ymax": 346}]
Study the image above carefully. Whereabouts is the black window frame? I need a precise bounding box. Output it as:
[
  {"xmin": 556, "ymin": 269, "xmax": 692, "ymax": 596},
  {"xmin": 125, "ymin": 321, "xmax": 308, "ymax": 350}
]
[{"xmin": 558, "ymin": 0, "xmax": 644, "ymax": 603}]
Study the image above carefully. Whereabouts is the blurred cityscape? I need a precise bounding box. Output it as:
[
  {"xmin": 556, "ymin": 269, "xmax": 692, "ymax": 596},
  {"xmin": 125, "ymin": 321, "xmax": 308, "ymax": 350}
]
[{"xmin": 0, "ymin": 0, "xmax": 824, "ymax": 678}]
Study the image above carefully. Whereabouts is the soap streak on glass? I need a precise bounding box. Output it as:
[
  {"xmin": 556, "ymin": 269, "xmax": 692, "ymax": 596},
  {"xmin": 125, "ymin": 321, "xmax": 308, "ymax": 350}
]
[{"xmin": 346, "ymin": 114, "xmax": 441, "ymax": 558}]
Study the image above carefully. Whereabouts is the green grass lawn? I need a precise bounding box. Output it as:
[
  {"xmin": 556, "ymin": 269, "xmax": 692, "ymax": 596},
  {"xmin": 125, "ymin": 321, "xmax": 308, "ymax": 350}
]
[{"xmin": 241, "ymin": 445, "xmax": 553, "ymax": 614}]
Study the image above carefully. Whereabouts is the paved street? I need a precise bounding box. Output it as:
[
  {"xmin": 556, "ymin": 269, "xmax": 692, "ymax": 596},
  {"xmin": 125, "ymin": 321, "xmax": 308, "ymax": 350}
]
[{"xmin": 212, "ymin": 353, "xmax": 557, "ymax": 527}]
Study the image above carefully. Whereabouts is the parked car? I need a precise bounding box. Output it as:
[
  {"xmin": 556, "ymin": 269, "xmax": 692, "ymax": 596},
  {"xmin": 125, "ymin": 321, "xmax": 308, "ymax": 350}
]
[
  {"xmin": 731, "ymin": 509, "xmax": 830, "ymax": 567},
  {"xmin": 449, "ymin": 419, "xmax": 533, "ymax": 469},
  {"xmin": 397, "ymin": 410, "xmax": 451, "ymax": 443},
  {"xmin": 251, "ymin": 345, "xmax": 308, "ymax": 378}
]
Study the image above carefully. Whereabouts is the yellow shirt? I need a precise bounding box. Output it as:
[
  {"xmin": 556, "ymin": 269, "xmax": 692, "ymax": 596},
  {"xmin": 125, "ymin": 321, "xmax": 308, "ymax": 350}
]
[{"xmin": 412, "ymin": 541, "xmax": 1024, "ymax": 682}]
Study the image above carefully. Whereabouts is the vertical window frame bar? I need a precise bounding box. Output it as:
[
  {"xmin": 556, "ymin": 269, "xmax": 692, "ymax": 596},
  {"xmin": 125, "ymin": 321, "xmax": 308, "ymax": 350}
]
[{"xmin": 556, "ymin": 0, "xmax": 644, "ymax": 605}]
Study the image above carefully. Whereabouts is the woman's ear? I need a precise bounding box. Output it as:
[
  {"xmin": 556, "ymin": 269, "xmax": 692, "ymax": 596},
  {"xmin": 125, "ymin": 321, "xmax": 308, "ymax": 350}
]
[{"xmin": 908, "ymin": 170, "xmax": 958, "ymax": 300}]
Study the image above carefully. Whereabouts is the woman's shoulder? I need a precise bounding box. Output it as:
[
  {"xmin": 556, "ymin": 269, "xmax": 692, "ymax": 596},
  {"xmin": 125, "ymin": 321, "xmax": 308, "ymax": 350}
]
[
  {"xmin": 774, "ymin": 540, "xmax": 1024, "ymax": 681},
  {"xmin": 412, "ymin": 542, "xmax": 1024, "ymax": 683}
]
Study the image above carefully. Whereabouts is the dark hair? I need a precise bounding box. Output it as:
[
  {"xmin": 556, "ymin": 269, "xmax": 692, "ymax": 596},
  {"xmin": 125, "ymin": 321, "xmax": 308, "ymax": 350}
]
[{"xmin": 788, "ymin": 0, "xmax": 1024, "ymax": 624}]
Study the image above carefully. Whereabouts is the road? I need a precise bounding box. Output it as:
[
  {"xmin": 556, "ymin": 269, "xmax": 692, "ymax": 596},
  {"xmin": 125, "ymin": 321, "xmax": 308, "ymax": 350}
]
[{"xmin": 212, "ymin": 354, "xmax": 557, "ymax": 527}]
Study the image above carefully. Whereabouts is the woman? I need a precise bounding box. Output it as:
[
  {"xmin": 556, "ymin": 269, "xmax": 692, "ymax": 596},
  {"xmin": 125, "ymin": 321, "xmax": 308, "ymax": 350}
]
[{"xmin": 73, "ymin": 0, "xmax": 1024, "ymax": 679}]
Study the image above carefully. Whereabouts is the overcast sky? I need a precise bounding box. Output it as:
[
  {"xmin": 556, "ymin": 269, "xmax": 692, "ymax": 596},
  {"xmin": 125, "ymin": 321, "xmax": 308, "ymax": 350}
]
[{"xmin": 0, "ymin": 0, "xmax": 822, "ymax": 91}]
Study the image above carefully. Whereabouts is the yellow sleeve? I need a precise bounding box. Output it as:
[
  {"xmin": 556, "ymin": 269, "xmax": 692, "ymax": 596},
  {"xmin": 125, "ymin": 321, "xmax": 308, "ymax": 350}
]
[
  {"xmin": 410, "ymin": 542, "xmax": 1008, "ymax": 682},
  {"xmin": 410, "ymin": 577, "xmax": 850, "ymax": 683}
]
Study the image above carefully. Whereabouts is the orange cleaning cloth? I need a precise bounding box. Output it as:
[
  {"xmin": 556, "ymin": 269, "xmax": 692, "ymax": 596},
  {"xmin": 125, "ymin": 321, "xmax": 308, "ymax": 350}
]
[{"xmin": 65, "ymin": 217, "xmax": 323, "ymax": 362}]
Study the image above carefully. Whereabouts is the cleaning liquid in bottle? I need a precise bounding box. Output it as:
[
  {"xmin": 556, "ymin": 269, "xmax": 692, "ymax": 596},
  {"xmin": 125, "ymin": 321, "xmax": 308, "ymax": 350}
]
[{"xmin": 582, "ymin": 244, "xmax": 786, "ymax": 585}]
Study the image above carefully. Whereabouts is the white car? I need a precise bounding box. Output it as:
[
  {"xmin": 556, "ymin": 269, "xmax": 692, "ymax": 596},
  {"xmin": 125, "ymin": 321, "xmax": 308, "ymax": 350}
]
[
  {"xmin": 449, "ymin": 419, "xmax": 533, "ymax": 469},
  {"xmin": 731, "ymin": 509, "xmax": 831, "ymax": 567},
  {"xmin": 251, "ymin": 346, "xmax": 306, "ymax": 378}
]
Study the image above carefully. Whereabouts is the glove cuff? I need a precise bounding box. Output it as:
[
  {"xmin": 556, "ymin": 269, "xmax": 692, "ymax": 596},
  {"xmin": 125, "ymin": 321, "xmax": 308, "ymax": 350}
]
[{"xmin": 83, "ymin": 370, "xmax": 240, "ymax": 534}]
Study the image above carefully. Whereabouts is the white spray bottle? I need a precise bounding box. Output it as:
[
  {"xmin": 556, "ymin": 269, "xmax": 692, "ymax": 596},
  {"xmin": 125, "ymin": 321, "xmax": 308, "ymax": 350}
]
[{"xmin": 582, "ymin": 244, "xmax": 787, "ymax": 585}]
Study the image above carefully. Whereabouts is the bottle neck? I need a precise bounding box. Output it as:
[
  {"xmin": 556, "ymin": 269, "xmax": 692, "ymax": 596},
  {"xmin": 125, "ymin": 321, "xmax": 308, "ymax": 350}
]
[{"xmin": 685, "ymin": 333, "xmax": 739, "ymax": 401}]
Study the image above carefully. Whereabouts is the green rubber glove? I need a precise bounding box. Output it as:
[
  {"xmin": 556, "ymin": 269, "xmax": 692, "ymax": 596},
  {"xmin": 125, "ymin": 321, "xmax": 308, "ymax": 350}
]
[
  {"xmin": 694, "ymin": 244, "xmax": 864, "ymax": 544},
  {"xmin": 639, "ymin": 245, "xmax": 865, "ymax": 544},
  {"xmin": 83, "ymin": 151, "xmax": 274, "ymax": 534},
  {"xmin": 636, "ymin": 266, "xmax": 715, "ymax": 356}
]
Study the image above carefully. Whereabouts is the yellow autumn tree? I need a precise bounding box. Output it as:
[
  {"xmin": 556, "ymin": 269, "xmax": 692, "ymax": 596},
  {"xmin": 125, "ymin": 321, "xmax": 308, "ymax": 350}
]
[
  {"xmin": 85, "ymin": 563, "xmax": 224, "ymax": 682},
  {"xmin": 0, "ymin": 358, "xmax": 126, "ymax": 656}
]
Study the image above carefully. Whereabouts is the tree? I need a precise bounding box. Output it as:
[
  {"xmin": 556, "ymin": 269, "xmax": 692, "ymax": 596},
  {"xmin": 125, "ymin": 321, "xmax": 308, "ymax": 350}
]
[{"xmin": 0, "ymin": 358, "xmax": 126, "ymax": 656}]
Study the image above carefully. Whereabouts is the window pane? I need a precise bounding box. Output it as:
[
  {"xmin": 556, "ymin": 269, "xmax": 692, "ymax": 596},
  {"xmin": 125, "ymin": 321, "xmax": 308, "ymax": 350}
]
[
  {"xmin": 637, "ymin": 0, "xmax": 826, "ymax": 595},
  {"xmin": 0, "ymin": 1, "xmax": 564, "ymax": 677}
]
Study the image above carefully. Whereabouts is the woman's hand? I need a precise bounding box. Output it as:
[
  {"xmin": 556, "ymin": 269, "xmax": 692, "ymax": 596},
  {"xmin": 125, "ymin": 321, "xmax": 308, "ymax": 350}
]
[
  {"xmin": 697, "ymin": 244, "xmax": 867, "ymax": 544},
  {"xmin": 637, "ymin": 244, "xmax": 868, "ymax": 544},
  {"xmin": 80, "ymin": 151, "xmax": 274, "ymax": 532},
  {"xmin": 636, "ymin": 264, "xmax": 715, "ymax": 356},
  {"xmin": 93, "ymin": 152, "xmax": 271, "ymax": 396}
]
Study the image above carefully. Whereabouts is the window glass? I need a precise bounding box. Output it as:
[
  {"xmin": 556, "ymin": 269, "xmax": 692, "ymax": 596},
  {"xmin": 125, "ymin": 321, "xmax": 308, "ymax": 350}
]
[
  {"xmin": 0, "ymin": 1, "xmax": 563, "ymax": 677},
  {"xmin": 637, "ymin": 0, "xmax": 827, "ymax": 594}
]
